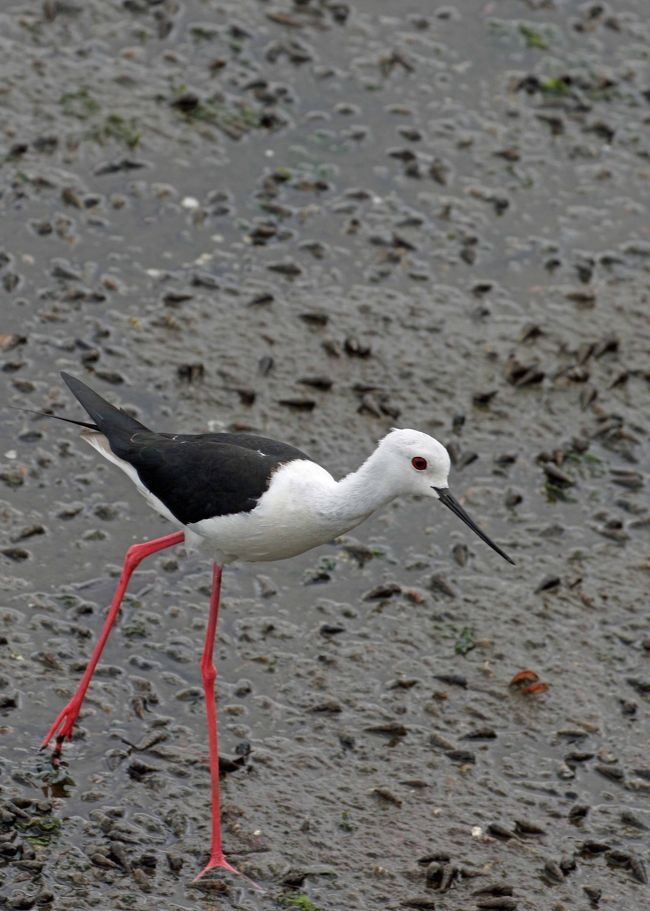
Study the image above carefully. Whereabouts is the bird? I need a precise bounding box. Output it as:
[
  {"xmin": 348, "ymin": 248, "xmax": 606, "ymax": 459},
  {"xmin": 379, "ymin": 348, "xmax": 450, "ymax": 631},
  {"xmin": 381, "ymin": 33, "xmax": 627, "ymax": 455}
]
[{"xmin": 30, "ymin": 372, "xmax": 514, "ymax": 880}]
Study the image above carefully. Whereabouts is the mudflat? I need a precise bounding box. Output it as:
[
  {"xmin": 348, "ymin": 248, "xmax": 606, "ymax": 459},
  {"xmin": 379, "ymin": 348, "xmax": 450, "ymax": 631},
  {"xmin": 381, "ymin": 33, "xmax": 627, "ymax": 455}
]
[{"xmin": 1, "ymin": 1, "xmax": 649, "ymax": 909}]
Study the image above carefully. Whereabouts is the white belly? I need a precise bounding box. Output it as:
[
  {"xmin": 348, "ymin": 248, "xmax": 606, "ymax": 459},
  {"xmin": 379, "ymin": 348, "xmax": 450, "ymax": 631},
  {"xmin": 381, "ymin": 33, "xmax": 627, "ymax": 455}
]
[
  {"xmin": 187, "ymin": 511, "xmax": 341, "ymax": 563},
  {"xmin": 187, "ymin": 460, "xmax": 370, "ymax": 564}
]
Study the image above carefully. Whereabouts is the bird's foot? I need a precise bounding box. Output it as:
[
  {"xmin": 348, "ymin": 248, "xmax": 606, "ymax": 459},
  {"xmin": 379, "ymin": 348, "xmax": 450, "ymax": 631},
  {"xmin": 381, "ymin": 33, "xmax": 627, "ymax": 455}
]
[
  {"xmin": 193, "ymin": 853, "xmax": 240, "ymax": 882},
  {"xmin": 192, "ymin": 855, "xmax": 264, "ymax": 892},
  {"xmin": 41, "ymin": 698, "xmax": 82, "ymax": 750}
]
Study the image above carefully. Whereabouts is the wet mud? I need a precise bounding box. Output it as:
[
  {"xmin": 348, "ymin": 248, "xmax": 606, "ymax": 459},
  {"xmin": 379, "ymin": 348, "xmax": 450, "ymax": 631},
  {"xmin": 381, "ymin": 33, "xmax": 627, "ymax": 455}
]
[{"xmin": 1, "ymin": 0, "xmax": 649, "ymax": 909}]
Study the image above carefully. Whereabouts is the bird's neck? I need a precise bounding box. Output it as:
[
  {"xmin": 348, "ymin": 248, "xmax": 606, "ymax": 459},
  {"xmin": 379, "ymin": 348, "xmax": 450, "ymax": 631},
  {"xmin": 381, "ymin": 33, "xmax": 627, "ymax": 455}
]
[{"xmin": 325, "ymin": 447, "xmax": 398, "ymax": 526}]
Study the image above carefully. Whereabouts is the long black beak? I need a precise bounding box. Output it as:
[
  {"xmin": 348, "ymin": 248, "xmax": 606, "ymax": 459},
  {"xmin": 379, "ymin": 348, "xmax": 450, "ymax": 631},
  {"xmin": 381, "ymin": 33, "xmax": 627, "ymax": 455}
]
[{"xmin": 433, "ymin": 487, "xmax": 515, "ymax": 565}]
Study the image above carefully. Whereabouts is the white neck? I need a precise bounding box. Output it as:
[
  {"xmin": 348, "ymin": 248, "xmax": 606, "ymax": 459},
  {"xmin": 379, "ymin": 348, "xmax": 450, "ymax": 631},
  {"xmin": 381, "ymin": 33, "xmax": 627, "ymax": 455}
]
[
  {"xmin": 206, "ymin": 445, "xmax": 404, "ymax": 564},
  {"xmin": 320, "ymin": 447, "xmax": 400, "ymax": 528}
]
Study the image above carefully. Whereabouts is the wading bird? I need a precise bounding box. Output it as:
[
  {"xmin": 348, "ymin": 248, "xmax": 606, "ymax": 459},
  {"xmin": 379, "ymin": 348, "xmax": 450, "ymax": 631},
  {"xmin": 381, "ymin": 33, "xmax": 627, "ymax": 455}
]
[{"xmin": 34, "ymin": 373, "xmax": 513, "ymax": 879}]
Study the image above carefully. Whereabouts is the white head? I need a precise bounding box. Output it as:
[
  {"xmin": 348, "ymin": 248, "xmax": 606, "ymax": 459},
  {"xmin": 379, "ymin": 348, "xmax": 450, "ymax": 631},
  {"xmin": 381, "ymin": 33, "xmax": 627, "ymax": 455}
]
[
  {"xmin": 376, "ymin": 428, "xmax": 451, "ymax": 495},
  {"xmin": 374, "ymin": 428, "xmax": 514, "ymax": 564}
]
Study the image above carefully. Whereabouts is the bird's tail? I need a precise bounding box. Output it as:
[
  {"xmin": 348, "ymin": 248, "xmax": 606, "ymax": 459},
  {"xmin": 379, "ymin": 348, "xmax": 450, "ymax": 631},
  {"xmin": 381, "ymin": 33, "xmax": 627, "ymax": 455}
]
[
  {"xmin": 14, "ymin": 374, "xmax": 149, "ymax": 438},
  {"xmin": 10, "ymin": 405, "xmax": 98, "ymax": 430},
  {"xmin": 60, "ymin": 372, "xmax": 148, "ymax": 436}
]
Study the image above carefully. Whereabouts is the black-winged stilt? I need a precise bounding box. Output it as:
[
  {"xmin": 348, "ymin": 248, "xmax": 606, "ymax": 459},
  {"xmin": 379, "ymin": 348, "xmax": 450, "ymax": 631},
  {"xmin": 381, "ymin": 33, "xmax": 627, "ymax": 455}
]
[{"xmin": 34, "ymin": 373, "xmax": 514, "ymax": 879}]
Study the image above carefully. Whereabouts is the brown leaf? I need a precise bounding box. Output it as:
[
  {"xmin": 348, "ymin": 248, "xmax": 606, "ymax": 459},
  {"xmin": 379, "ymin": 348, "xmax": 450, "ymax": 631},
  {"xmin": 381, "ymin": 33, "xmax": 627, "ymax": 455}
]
[
  {"xmin": 509, "ymin": 669, "xmax": 539, "ymax": 687},
  {"xmin": 521, "ymin": 682, "xmax": 550, "ymax": 695}
]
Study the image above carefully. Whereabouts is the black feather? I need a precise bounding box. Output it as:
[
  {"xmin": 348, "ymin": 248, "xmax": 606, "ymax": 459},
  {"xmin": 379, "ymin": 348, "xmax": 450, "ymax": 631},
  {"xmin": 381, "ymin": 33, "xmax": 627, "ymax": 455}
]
[
  {"xmin": 60, "ymin": 373, "xmax": 314, "ymax": 524},
  {"xmin": 123, "ymin": 433, "xmax": 311, "ymax": 524},
  {"xmin": 61, "ymin": 371, "xmax": 147, "ymax": 437},
  {"xmin": 10, "ymin": 405, "xmax": 97, "ymax": 430}
]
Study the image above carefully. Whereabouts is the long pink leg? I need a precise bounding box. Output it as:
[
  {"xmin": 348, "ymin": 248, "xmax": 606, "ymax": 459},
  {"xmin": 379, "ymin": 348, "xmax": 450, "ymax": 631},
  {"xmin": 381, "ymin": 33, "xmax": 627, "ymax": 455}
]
[
  {"xmin": 194, "ymin": 562, "xmax": 239, "ymax": 880},
  {"xmin": 42, "ymin": 530, "xmax": 185, "ymax": 749}
]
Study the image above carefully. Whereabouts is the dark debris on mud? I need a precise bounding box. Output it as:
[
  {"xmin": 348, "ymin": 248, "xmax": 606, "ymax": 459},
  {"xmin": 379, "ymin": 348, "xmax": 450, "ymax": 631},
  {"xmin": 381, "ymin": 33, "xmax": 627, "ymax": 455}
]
[{"xmin": 1, "ymin": 0, "xmax": 650, "ymax": 909}]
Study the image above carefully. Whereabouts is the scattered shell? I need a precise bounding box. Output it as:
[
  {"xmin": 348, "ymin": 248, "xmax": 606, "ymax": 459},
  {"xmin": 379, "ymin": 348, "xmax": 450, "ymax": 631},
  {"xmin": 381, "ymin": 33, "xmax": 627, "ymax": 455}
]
[
  {"xmin": 363, "ymin": 582, "xmax": 401, "ymax": 600},
  {"xmin": 487, "ymin": 822, "xmax": 515, "ymax": 840},
  {"xmin": 433, "ymin": 674, "xmax": 467, "ymax": 688},
  {"xmin": 371, "ymin": 787, "xmax": 402, "ymax": 806},
  {"xmin": 429, "ymin": 575, "xmax": 457, "ymax": 598},
  {"xmin": 476, "ymin": 899, "xmax": 518, "ymax": 911}
]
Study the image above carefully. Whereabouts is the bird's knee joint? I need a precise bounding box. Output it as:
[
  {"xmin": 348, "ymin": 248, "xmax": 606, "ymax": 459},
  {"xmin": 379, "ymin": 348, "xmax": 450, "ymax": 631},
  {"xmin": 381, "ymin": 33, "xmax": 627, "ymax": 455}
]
[
  {"xmin": 201, "ymin": 662, "xmax": 217, "ymax": 685},
  {"xmin": 125, "ymin": 543, "xmax": 145, "ymax": 568}
]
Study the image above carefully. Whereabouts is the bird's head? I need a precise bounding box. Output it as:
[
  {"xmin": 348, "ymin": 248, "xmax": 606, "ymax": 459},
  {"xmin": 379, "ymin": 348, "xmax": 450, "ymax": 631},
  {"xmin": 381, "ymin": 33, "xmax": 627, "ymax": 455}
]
[{"xmin": 376, "ymin": 429, "xmax": 514, "ymax": 565}]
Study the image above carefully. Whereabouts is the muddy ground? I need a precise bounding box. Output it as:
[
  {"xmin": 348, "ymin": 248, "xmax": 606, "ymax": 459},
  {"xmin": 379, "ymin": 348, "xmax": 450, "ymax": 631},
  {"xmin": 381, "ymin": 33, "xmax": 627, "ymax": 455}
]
[{"xmin": 1, "ymin": 0, "xmax": 650, "ymax": 909}]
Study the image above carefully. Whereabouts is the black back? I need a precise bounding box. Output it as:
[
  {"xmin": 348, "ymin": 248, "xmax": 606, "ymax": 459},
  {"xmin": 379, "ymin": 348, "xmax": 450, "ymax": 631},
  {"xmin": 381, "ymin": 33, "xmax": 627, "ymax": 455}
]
[
  {"xmin": 61, "ymin": 373, "xmax": 313, "ymax": 524},
  {"xmin": 119, "ymin": 431, "xmax": 312, "ymax": 523}
]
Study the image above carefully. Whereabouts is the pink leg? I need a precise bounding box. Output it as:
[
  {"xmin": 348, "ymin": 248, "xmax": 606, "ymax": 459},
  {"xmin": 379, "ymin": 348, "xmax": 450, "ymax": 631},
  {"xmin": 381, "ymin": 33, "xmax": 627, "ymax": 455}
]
[
  {"xmin": 42, "ymin": 530, "xmax": 185, "ymax": 750},
  {"xmin": 194, "ymin": 563, "xmax": 239, "ymax": 880}
]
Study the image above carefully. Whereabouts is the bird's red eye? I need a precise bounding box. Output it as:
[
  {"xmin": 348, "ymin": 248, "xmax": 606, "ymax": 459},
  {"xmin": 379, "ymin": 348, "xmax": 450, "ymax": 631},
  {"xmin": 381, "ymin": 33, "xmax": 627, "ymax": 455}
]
[{"xmin": 411, "ymin": 456, "xmax": 427, "ymax": 471}]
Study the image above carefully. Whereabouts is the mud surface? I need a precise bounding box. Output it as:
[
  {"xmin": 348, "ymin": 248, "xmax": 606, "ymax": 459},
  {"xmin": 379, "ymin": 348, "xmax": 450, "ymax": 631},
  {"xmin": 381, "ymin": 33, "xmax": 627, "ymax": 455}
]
[{"xmin": 1, "ymin": 1, "xmax": 650, "ymax": 909}]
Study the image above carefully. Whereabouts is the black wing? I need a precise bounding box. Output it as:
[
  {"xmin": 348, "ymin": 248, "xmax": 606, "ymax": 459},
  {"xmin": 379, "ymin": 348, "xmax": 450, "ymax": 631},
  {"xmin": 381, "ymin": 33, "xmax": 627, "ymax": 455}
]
[
  {"xmin": 61, "ymin": 373, "xmax": 313, "ymax": 524},
  {"xmin": 115, "ymin": 431, "xmax": 312, "ymax": 524}
]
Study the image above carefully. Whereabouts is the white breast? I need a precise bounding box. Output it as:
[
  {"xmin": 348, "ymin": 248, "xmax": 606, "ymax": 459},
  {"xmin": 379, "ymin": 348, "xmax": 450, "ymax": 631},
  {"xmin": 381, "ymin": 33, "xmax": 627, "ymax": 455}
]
[{"xmin": 187, "ymin": 460, "xmax": 366, "ymax": 564}]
